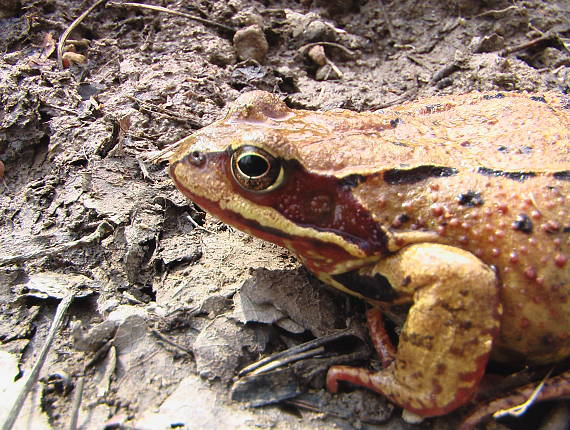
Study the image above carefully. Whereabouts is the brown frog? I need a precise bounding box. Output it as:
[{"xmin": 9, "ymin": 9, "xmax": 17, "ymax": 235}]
[{"xmin": 169, "ymin": 90, "xmax": 570, "ymax": 418}]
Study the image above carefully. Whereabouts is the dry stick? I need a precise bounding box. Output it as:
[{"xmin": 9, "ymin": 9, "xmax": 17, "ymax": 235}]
[
  {"xmin": 126, "ymin": 95, "xmax": 205, "ymax": 127},
  {"xmin": 0, "ymin": 221, "xmax": 113, "ymax": 267},
  {"xmin": 298, "ymin": 42, "xmax": 356, "ymax": 58},
  {"xmin": 151, "ymin": 329, "xmax": 193, "ymax": 355},
  {"xmin": 67, "ymin": 376, "xmax": 84, "ymax": 430},
  {"xmin": 67, "ymin": 339, "xmax": 113, "ymax": 430},
  {"xmin": 57, "ymin": 0, "xmax": 108, "ymax": 68},
  {"xmin": 500, "ymin": 33, "xmax": 560, "ymax": 57},
  {"xmin": 2, "ymin": 294, "xmax": 75, "ymax": 430},
  {"xmin": 106, "ymin": 2, "xmax": 235, "ymax": 33},
  {"xmin": 475, "ymin": 5, "xmax": 520, "ymax": 18}
]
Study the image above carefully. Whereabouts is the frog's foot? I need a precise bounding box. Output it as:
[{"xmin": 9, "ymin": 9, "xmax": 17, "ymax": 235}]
[
  {"xmin": 328, "ymin": 244, "xmax": 502, "ymax": 417},
  {"xmin": 459, "ymin": 369, "xmax": 570, "ymax": 430},
  {"xmin": 326, "ymin": 364, "xmax": 474, "ymax": 417}
]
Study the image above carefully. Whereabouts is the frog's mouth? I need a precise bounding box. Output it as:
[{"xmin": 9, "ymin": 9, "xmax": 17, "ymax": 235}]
[{"xmin": 171, "ymin": 170, "xmax": 370, "ymax": 274}]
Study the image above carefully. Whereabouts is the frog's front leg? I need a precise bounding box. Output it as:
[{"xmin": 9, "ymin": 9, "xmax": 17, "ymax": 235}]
[{"xmin": 327, "ymin": 243, "xmax": 502, "ymax": 417}]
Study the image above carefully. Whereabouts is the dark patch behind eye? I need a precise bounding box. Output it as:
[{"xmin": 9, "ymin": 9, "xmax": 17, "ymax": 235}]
[
  {"xmin": 477, "ymin": 167, "xmax": 536, "ymax": 182},
  {"xmin": 384, "ymin": 166, "xmax": 458, "ymax": 185},
  {"xmin": 554, "ymin": 171, "xmax": 570, "ymax": 181}
]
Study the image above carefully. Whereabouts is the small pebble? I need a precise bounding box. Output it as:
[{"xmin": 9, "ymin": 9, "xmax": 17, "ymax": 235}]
[
  {"xmin": 308, "ymin": 45, "xmax": 328, "ymax": 67},
  {"xmin": 233, "ymin": 25, "xmax": 269, "ymax": 63}
]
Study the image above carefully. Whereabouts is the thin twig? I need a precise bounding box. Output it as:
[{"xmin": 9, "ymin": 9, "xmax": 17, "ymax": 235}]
[
  {"xmin": 151, "ymin": 329, "xmax": 193, "ymax": 355},
  {"xmin": 2, "ymin": 295, "xmax": 75, "ymax": 430},
  {"xmin": 57, "ymin": 0, "xmax": 107, "ymax": 68},
  {"xmin": 0, "ymin": 221, "xmax": 113, "ymax": 267},
  {"xmin": 493, "ymin": 368, "xmax": 554, "ymax": 419},
  {"xmin": 500, "ymin": 33, "xmax": 560, "ymax": 57},
  {"xmin": 186, "ymin": 214, "xmax": 215, "ymax": 234},
  {"xmin": 67, "ymin": 375, "xmax": 84, "ymax": 430},
  {"xmin": 371, "ymin": 86, "xmax": 419, "ymax": 110},
  {"xmin": 41, "ymin": 101, "xmax": 80, "ymax": 115},
  {"xmin": 106, "ymin": 1, "xmax": 235, "ymax": 34},
  {"xmin": 475, "ymin": 5, "xmax": 519, "ymax": 18},
  {"xmin": 249, "ymin": 347, "xmax": 325, "ymax": 376},
  {"xmin": 298, "ymin": 42, "xmax": 356, "ymax": 58},
  {"xmin": 126, "ymin": 95, "xmax": 204, "ymax": 128},
  {"xmin": 136, "ymin": 156, "xmax": 152, "ymax": 181}
]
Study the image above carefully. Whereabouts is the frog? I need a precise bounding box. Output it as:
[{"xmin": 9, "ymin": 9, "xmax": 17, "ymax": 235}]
[{"xmin": 168, "ymin": 90, "xmax": 570, "ymax": 418}]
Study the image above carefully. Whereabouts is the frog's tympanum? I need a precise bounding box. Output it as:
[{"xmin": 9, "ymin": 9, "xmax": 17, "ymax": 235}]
[{"xmin": 169, "ymin": 91, "xmax": 570, "ymax": 417}]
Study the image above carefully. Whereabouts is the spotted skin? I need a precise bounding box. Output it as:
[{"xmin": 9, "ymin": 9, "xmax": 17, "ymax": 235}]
[{"xmin": 169, "ymin": 90, "xmax": 570, "ymax": 418}]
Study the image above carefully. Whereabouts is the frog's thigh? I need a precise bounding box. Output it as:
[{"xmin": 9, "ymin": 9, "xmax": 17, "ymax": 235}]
[{"xmin": 329, "ymin": 244, "xmax": 502, "ymax": 416}]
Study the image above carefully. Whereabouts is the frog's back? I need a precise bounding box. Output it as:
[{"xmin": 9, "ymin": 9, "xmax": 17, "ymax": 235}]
[{"xmin": 290, "ymin": 92, "xmax": 570, "ymax": 177}]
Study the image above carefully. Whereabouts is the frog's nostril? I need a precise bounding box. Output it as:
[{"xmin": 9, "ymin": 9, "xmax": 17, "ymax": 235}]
[{"xmin": 188, "ymin": 150, "xmax": 206, "ymax": 167}]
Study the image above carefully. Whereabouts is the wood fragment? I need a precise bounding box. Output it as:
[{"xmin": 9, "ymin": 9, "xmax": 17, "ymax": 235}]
[
  {"xmin": 475, "ymin": 5, "xmax": 520, "ymax": 18},
  {"xmin": 500, "ymin": 33, "xmax": 563, "ymax": 57},
  {"xmin": 151, "ymin": 329, "xmax": 193, "ymax": 355},
  {"xmin": 127, "ymin": 95, "xmax": 204, "ymax": 128},
  {"xmin": 2, "ymin": 295, "xmax": 75, "ymax": 430},
  {"xmin": 298, "ymin": 42, "xmax": 356, "ymax": 58},
  {"xmin": 67, "ymin": 375, "xmax": 84, "ymax": 430}
]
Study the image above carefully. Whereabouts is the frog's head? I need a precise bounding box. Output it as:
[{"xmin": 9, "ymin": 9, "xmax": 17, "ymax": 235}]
[{"xmin": 169, "ymin": 91, "xmax": 387, "ymax": 275}]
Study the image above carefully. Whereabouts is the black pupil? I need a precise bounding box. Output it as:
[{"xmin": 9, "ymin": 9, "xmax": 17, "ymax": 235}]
[{"xmin": 238, "ymin": 154, "xmax": 268, "ymax": 177}]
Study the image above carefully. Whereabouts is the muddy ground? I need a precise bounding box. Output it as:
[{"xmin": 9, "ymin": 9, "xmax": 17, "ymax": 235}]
[{"xmin": 1, "ymin": 0, "xmax": 569, "ymax": 429}]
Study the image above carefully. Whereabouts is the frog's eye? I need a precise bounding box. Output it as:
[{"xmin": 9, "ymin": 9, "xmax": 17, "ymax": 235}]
[{"xmin": 231, "ymin": 145, "xmax": 284, "ymax": 192}]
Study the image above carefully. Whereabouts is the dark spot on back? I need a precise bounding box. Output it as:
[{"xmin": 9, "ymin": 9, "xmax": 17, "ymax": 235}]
[
  {"xmin": 530, "ymin": 95, "xmax": 547, "ymax": 103},
  {"xmin": 564, "ymin": 226, "xmax": 570, "ymax": 233},
  {"xmin": 497, "ymin": 145, "xmax": 509, "ymax": 152},
  {"xmin": 458, "ymin": 191, "xmax": 484, "ymax": 207},
  {"xmin": 384, "ymin": 166, "xmax": 458, "ymax": 185},
  {"xmin": 477, "ymin": 167, "xmax": 536, "ymax": 182},
  {"xmin": 520, "ymin": 146, "xmax": 533, "ymax": 154},
  {"xmin": 390, "ymin": 118, "xmax": 401, "ymax": 128},
  {"xmin": 512, "ymin": 214, "xmax": 533, "ymax": 234},
  {"xmin": 340, "ymin": 174, "xmax": 367, "ymax": 188},
  {"xmin": 483, "ymin": 93, "xmax": 505, "ymax": 100},
  {"xmin": 333, "ymin": 271, "xmax": 398, "ymax": 301},
  {"xmin": 554, "ymin": 171, "xmax": 570, "ymax": 181}
]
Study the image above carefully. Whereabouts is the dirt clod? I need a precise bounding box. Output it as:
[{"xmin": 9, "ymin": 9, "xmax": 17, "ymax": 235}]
[{"xmin": 233, "ymin": 24, "xmax": 269, "ymax": 63}]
